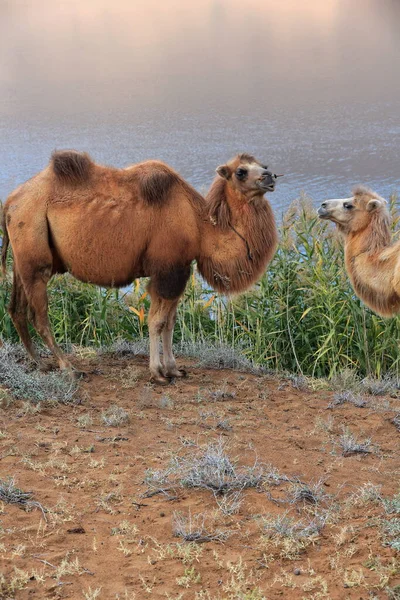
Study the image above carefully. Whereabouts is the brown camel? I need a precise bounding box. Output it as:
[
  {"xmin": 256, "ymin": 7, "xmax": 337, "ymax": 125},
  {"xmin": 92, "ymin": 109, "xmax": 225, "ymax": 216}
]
[
  {"xmin": 1, "ymin": 151, "xmax": 279, "ymax": 383},
  {"xmin": 318, "ymin": 187, "xmax": 400, "ymax": 317}
]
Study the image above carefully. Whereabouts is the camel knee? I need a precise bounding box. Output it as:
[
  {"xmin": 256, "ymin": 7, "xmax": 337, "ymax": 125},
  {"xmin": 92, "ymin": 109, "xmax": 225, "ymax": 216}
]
[{"xmin": 149, "ymin": 317, "xmax": 167, "ymax": 336}]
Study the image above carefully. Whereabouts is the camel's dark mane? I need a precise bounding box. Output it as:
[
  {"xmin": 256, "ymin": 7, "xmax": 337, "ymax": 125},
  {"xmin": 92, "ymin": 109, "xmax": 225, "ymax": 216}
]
[{"xmin": 52, "ymin": 151, "xmax": 94, "ymax": 185}]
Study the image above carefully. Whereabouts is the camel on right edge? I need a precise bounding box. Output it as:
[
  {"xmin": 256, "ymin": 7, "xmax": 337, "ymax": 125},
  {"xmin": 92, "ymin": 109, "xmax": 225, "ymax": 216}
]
[{"xmin": 318, "ymin": 186, "xmax": 400, "ymax": 317}]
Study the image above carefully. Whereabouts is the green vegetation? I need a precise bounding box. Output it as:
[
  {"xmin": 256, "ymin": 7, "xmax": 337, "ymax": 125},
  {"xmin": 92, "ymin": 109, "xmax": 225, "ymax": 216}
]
[{"xmin": 1, "ymin": 195, "xmax": 400, "ymax": 378}]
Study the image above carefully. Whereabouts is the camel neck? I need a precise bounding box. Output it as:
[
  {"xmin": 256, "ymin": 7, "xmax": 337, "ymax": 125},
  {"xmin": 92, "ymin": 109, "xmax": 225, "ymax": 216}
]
[
  {"xmin": 198, "ymin": 188, "xmax": 277, "ymax": 294},
  {"xmin": 346, "ymin": 217, "xmax": 391, "ymax": 259}
]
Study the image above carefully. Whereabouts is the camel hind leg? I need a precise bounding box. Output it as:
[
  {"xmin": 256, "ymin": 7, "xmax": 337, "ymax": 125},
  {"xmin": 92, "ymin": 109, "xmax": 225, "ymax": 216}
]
[
  {"xmin": 8, "ymin": 268, "xmax": 45, "ymax": 367},
  {"xmin": 17, "ymin": 263, "xmax": 76, "ymax": 375}
]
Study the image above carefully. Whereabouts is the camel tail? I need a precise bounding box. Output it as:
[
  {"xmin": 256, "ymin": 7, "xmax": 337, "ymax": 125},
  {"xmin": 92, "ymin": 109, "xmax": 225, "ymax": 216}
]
[
  {"xmin": 1, "ymin": 202, "xmax": 9, "ymax": 277},
  {"xmin": 51, "ymin": 150, "xmax": 94, "ymax": 185}
]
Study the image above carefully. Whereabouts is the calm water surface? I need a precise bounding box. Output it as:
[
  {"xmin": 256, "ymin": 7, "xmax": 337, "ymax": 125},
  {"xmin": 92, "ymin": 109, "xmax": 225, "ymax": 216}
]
[{"xmin": 0, "ymin": 0, "xmax": 399, "ymax": 213}]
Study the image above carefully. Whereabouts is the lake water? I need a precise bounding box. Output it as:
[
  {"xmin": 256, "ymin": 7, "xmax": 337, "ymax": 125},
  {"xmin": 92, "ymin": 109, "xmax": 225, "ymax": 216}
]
[{"xmin": 0, "ymin": 0, "xmax": 399, "ymax": 214}]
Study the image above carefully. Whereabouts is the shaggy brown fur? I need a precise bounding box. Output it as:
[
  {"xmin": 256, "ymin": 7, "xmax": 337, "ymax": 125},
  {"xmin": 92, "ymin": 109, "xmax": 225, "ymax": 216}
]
[
  {"xmin": 51, "ymin": 151, "xmax": 94, "ymax": 185},
  {"xmin": 318, "ymin": 187, "xmax": 400, "ymax": 317},
  {"xmin": 198, "ymin": 155, "xmax": 278, "ymax": 293},
  {"xmin": 2, "ymin": 151, "xmax": 279, "ymax": 383}
]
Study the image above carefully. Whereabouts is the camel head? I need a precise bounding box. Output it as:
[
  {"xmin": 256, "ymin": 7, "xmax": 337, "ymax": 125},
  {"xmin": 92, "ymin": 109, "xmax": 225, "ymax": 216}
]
[
  {"xmin": 216, "ymin": 154, "xmax": 281, "ymax": 196},
  {"xmin": 318, "ymin": 187, "xmax": 388, "ymax": 233}
]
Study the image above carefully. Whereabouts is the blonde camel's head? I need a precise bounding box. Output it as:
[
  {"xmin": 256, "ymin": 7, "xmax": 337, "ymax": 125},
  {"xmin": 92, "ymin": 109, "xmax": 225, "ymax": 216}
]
[
  {"xmin": 318, "ymin": 186, "xmax": 389, "ymax": 234},
  {"xmin": 216, "ymin": 153, "xmax": 281, "ymax": 196}
]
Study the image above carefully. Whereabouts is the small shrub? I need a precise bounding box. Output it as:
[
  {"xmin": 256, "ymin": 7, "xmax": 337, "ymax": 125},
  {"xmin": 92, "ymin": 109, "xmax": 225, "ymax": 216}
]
[
  {"xmin": 177, "ymin": 342, "xmax": 262, "ymax": 373},
  {"xmin": 392, "ymin": 414, "xmax": 400, "ymax": 432},
  {"xmin": 101, "ymin": 405, "xmax": 130, "ymax": 427},
  {"xmin": 0, "ymin": 343, "xmax": 78, "ymax": 404},
  {"xmin": 382, "ymin": 492, "xmax": 400, "ymax": 515},
  {"xmin": 330, "ymin": 370, "xmax": 361, "ymax": 393},
  {"xmin": 328, "ymin": 391, "xmax": 367, "ymax": 409},
  {"xmin": 287, "ymin": 479, "xmax": 327, "ymax": 505},
  {"xmin": 362, "ymin": 376, "xmax": 395, "ymax": 396},
  {"xmin": 263, "ymin": 511, "xmax": 326, "ymax": 539},
  {"xmin": 338, "ymin": 428, "xmax": 372, "ymax": 456},
  {"xmin": 0, "ymin": 477, "xmax": 46, "ymax": 515},
  {"xmin": 143, "ymin": 439, "xmax": 286, "ymax": 503},
  {"xmin": 172, "ymin": 511, "xmax": 228, "ymax": 543}
]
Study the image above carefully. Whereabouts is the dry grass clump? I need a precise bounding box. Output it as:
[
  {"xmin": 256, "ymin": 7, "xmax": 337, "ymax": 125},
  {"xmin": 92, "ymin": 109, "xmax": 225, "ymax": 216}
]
[
  {"xmin": 392, "ymin": 414, "xmax": 400, "ymax": 431},
  {"xmin": 100, "ymin": 405, "xmax": 130, "ymax": 427},
  {"xmin": 177, "ymin": 341, "xmax": 262, "ymax": 374},
  {"xmin": 0, "ymin": 343, "xmax": 78, "ymax": 404},
  {"xmin": 176, "ymin": 439, "xmax": 265, "ymax": 495},
  {"xmin": 172, "ymin": 510, "xmax": 229, "ymax": 543},
  {"xmin": 328, "ymin": 390, "xmax": 367, "ymax": 409},
  {"xmin": 337, "ymin": 428, "xmax": 372, "ymax": 456},
  {"xmin": 0, "ymin": 477, "xmax": 46, "ymax": 516},
  {"xmin": 287, "ymin": 479, "xmax": 327, "ymax": 505},
  {"xmin": 361, "ymin": 376, "xmax": 396, "ymax": 396},
  {"xmin": 144, "ymin": 439, "xmax": 275, "ymax": 502}
]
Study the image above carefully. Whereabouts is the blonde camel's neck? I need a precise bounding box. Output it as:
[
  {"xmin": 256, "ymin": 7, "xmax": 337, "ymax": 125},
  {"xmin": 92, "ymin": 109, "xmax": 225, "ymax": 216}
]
[
  {"xmin": 345, "ymin": 213, "xmax": 391, "ymax": 261},
  {"xmin": 197, "ymin": 182, "xmax": 278, "ymax": 294}
]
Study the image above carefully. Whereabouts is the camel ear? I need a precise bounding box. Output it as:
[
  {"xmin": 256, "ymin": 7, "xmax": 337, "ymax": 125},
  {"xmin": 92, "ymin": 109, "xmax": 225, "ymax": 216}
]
[
  {"xmin": 216, "ymin": 165, "xmax": 232, "ymax": 180},
  {"xmin": 366, "ymin": 199, "xmax": 383, "ymax": 212}
]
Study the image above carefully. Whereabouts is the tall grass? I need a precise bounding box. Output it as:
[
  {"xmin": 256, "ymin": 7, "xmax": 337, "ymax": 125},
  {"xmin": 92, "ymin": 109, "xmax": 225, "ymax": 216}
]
[{"xmin": 1, "ymin": 195, "xmax": 399, "ymax": 378}]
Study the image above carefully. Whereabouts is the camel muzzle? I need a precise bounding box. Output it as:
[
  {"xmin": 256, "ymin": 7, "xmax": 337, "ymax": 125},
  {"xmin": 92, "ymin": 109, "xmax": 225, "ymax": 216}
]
[
  {"xmin": 317, "ymin": 204, "xmax": 332, "ymax": 219},
  {"xmin": 260, "ymin": 171, "xmax": 282, "ymax": 192}
]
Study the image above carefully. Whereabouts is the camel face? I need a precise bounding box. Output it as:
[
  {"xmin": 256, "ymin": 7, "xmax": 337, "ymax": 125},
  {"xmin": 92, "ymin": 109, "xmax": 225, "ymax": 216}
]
[
  {"xmin": 216, "ymin": 154, "xmax": 278, "ymax": 196},
  {"xmin": 318, "ymin": 188, "xmax": 387, "ymax": 233},
  {"xmin": 318, "ymin": 197, "xmax": 356, "ymax": 226}
]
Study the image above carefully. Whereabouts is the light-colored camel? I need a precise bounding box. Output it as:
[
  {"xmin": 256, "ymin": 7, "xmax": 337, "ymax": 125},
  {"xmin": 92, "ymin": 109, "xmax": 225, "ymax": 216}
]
[
  {"xmin": 1, "ymin": 151, "xmax": 280, "ymax": 383},
  {"xmin": 318, "ymin": 186, "xmax": 400, "ymax": 317}
]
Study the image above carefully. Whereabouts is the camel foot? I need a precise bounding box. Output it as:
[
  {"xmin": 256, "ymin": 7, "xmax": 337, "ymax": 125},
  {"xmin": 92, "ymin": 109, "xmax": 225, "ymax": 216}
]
[
  {"xmin": 59, "ymin": 364, "xmax": 86, "ymax": 380},
  {"xmin": 150, "ymin": 369, "xmax": 172, "ymax": 385},
  {"xmin": 152, "ymin": 375, "xmax": 172, "ymax": 386},
  {"xmin": 67, "ymin": 369, "xmax": 86, "ymax": 380},
  {"xmin": 37, "ymin": 361, "xmax": 52, "ymax": 373},
  {"xmin": 165, "ymin": 368, "xmax": 187, "ymax": 379}
]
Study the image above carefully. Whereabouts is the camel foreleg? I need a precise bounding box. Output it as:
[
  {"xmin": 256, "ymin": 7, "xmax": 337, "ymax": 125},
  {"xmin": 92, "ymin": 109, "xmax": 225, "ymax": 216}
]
[{"xmin": 161, "ymin": 299, "xmax": 186, "ymax": 378}]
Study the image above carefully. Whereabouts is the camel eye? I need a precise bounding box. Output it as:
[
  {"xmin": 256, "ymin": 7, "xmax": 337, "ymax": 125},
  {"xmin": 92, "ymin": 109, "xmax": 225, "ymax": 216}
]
[
  {"xmin": 236, "ymin": 168, "xmax": 247, "ymax": 180},
  {"xmin": 344, "ymin": 203, "xmax": 354, "ymax": 210}
]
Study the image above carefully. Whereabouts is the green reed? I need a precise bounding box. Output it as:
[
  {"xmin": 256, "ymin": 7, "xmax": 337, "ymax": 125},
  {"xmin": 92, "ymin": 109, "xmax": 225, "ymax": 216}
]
[{"xmin": 1, "ymin": 195, "xmax": 399, "ymax": 378}]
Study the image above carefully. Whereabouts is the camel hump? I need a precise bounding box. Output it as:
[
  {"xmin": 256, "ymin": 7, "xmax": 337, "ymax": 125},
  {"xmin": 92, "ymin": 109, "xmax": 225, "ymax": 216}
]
[
  {"xmin": 139, "ymin": 165, "xmax": 181, "ymax": 205},
  {"xmin": 51, "ymin": 150, "xmax": 94, "ymax": 185}
]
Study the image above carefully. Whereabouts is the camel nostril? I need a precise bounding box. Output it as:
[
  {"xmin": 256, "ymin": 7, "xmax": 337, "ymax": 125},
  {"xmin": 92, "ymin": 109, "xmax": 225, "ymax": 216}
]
[{"xmin": 321, "ymin": 202, "xmax": 327, "ymax": 209}]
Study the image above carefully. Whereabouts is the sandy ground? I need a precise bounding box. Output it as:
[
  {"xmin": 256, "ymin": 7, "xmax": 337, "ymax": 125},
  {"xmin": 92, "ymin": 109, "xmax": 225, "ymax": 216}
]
[{"xmin": 0, "ymin": 352, "xmax": 399, "ymax": 599}]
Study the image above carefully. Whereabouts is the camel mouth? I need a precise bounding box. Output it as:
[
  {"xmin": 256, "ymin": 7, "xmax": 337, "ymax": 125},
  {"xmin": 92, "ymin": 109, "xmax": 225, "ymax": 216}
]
[
  {"xmin": 257, "ymin": 181, "xmax": 275, "ymax": 192},
  {"xmin": 317, "ymin": 206, "xmax": 333, "ymax": 220}
]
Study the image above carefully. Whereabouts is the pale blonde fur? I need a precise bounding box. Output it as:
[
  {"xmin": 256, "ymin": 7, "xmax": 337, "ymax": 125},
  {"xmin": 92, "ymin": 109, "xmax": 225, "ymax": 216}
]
[{"xmin": 319, "ymin": 187, "xmax": 400, "ymax": 317}]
